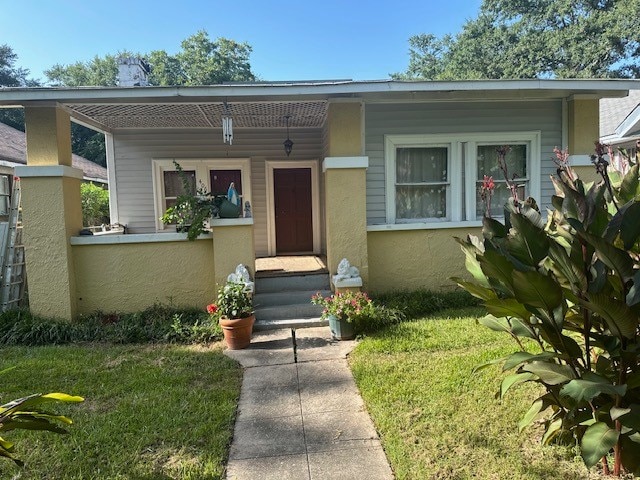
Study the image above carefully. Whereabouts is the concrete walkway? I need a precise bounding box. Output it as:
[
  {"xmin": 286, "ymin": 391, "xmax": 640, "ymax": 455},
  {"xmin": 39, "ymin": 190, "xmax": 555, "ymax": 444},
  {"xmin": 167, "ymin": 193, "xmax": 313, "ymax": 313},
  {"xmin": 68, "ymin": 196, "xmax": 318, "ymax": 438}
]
[{"xmin": 224, "ymin": 327, "xmax": 394, "ymax": 480}]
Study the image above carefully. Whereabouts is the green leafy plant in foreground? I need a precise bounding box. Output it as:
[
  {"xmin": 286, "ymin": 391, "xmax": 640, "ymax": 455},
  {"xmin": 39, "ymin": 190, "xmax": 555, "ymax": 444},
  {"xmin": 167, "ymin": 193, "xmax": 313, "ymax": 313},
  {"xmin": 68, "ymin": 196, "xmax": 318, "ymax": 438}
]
[
  {"xmin": 453, "ymin": 144, "xmax": 640, "ymax": 476},
  {"xmin": 0, "ymin": 371, "xmax": 83, "ymax": 466}
]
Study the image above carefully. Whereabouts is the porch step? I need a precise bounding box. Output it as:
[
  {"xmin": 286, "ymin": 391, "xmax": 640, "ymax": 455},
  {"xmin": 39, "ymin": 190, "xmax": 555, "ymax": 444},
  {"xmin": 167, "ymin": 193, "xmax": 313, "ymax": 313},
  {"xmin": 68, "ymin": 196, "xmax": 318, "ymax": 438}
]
[
  {"xmin": 253, "ymin": 272, "xmax": 331, "ymax": 329},
  {"xmin": 255, "ymin": 272, "xmax": 330, "ymax": 294},
  {"xmin": 253, "ymin": 317, "xmax": 328, "ymax": 331}
]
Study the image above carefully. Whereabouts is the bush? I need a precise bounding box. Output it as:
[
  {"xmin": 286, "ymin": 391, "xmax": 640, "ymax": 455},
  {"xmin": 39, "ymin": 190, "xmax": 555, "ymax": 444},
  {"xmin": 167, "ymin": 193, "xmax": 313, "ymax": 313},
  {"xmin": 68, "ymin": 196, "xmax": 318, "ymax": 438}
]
[
  {"xmin": 0, "ymin": 305, "xmax": 222, "ymax": 346},
  {"xmin": 372, "ymin": 289, "xmax": 479, "ymax": 319},
  {"xmin": 80, "ymin": 182, "xmax": 110, "ymax": 227}
]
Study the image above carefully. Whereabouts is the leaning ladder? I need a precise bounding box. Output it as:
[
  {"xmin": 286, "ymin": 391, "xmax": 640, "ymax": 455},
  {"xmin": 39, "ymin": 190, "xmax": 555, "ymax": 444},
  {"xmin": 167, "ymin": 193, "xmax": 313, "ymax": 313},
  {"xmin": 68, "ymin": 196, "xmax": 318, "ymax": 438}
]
[{"xmin": 0, "ymin": 178, "xmax": 27, "ymax": 311}]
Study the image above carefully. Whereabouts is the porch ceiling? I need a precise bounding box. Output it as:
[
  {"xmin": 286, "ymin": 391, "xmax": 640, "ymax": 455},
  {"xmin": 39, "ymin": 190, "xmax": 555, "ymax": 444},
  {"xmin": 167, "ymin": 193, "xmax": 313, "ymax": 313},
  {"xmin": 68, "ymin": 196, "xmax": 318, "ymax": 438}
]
[{"xmin": 66, "ymin": 100, "xmax": 328, "ymax": 130}]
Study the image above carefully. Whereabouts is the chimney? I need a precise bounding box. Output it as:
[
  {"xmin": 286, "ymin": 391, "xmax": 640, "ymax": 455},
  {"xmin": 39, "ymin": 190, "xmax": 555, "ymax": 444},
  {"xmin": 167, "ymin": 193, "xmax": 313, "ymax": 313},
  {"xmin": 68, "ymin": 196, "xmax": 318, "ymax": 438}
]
[{"xmin": 117, "ymin": 56, "xmax": 150, "ymax": 87}]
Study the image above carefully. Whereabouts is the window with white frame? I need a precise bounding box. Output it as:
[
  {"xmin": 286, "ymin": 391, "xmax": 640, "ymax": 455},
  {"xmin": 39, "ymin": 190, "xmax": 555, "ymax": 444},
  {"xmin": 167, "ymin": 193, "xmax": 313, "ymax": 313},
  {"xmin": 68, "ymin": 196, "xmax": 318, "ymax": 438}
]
[
  {"xmin": 152, "ymin": 158, "xmax": 251, "ymax": 231},
  {"xmin": 384, "ymin": 132, "xmax": 540, "ymax": 225}
]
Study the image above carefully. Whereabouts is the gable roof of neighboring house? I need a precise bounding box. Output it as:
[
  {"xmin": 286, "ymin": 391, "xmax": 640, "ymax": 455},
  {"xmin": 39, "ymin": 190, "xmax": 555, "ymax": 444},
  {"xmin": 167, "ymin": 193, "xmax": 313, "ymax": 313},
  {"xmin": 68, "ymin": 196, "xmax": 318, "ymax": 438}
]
[
  {"xmin": 0, "ymin": 122, "xmax": 108, "ymax": 184},
  {"xmin": 600, "ymin": 89, "xmax": 640, "ymax": 145}
]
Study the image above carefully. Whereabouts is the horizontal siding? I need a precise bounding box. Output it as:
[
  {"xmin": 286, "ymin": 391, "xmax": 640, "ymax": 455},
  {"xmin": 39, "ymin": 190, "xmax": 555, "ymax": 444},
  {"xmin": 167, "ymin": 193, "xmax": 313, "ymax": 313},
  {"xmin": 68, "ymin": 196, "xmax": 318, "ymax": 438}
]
[
  {"xmin": 364, "ymin": 101, "xmax": 562, "ymax": 224},
  {"xmin": 113, "ymin": 128, "xmax": 323, "ymax": 256}
]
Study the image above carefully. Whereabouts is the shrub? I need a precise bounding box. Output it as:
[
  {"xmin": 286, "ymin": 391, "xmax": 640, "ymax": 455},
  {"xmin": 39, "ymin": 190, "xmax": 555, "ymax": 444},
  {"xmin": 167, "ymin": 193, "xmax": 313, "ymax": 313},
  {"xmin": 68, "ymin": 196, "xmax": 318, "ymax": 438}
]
[
  {"xmin": 372, "ymin": 289, "xmax": 479, "ymax": 319},
  {"xmin": 453, "ymin": 144, "xmax": 640, "ymax": 476},
  {"xmin": 80, "ymin": 182, "xmax": 110, "ymax": 227}
]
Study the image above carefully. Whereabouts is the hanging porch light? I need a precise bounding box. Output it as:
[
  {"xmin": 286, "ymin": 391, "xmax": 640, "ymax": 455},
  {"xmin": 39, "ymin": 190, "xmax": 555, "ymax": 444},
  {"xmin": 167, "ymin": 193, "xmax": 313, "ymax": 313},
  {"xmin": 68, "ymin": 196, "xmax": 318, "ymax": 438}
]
[{"xmin": 283, "ymin": 115, "xmax": 293, "ymax": 156}]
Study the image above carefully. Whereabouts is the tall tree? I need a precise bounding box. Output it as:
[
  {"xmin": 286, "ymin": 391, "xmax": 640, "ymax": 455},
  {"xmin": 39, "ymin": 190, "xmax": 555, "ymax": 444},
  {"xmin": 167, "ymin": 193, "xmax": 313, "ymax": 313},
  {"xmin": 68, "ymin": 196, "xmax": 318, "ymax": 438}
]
[{"xmin": 395, "ymin": 0, "xmax": 640, "ymax": 80}]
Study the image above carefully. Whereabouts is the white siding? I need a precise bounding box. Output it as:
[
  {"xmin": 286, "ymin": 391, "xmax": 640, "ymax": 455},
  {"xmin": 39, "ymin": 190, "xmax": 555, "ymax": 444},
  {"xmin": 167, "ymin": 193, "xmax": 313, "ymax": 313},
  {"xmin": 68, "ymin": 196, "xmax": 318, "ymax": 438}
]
[
  {"xmin": 364, "ymin": 100, "xmax": 563, "ymax": 224},
  {"xmin": 112, "ymin": 128, "xmax": 323, "ymax": 256}
]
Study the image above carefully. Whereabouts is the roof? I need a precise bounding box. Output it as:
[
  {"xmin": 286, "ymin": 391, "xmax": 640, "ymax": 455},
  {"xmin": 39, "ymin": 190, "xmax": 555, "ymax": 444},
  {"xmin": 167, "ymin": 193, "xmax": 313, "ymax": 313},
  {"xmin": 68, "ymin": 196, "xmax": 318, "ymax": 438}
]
[
  {"xmin": 1, "ymin": 79, "xmax": 640, "ymax": 132},
  {"xmin": 600, "ymin": 89, "xmax": 640, "ymax": 144},
  {"xmin": 0, "ymin": 122, "xmax": 108, "ymax": 183}
]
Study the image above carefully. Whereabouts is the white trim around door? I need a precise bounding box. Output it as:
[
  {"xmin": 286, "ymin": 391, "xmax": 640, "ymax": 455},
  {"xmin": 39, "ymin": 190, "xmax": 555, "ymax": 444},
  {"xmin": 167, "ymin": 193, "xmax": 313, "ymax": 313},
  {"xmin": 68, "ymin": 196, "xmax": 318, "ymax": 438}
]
[{"xmin": 265, "ymin": 160, "xmax": 321, "ymax": 256}]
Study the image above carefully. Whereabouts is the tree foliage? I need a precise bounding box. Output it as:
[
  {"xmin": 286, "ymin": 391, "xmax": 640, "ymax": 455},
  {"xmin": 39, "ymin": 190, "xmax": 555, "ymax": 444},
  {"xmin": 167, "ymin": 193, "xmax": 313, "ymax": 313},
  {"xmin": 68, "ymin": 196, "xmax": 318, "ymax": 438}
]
[
  {"xmin": 454, "ymin": 145, "xmax": 640, "ymax": 475},
  {"xmin": 45, "ymin": 30, "xmax": 255, "ymax": 87},
  {"xmin": 80, "ymin": 182, "xmax": 110, "ymax": 227},
  {"xmin": 396, "ymin": 0, "xmax": 640, "ymax": 80}
]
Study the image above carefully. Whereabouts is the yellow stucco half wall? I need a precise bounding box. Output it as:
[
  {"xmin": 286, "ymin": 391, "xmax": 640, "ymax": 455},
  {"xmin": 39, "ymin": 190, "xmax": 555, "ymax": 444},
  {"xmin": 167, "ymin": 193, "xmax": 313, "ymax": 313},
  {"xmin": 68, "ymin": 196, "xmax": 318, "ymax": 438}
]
[
  {"xmin": 24, "ymin": 107, "xmax": 72, "ymax": 166},
  {"xmin": 21, "ymin": 175, "xmax": 83, "ymax": 319},
  {"xmin": 367, "ymin": 227, "xmax": 482, "ymax": 293},
  {"xmin": 73, "ymin": 239, "xmax": 216, "ymax": 314},
  {"xmin": 326, "ymin": 103, "xmax": 363, "ymax": 156},
  {"xmin": 211, "ymin": 225, "xmax": 255, "ymax": 288},
  {"xmin": 568, "ymin": 99, "xmax": 599, "ymax": 155}
]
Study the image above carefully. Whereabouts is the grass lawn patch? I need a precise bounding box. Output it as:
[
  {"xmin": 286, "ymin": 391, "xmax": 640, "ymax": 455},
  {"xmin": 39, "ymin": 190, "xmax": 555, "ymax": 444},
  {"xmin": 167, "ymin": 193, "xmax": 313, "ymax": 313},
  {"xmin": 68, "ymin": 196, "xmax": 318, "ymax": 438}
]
[
  {"xmin": 0, "ymin": 342, "xmax": 241, "ymax": 479},
  {"xmin": 350, "ymin": 307, "xmax": 599, "ymax": 480}
]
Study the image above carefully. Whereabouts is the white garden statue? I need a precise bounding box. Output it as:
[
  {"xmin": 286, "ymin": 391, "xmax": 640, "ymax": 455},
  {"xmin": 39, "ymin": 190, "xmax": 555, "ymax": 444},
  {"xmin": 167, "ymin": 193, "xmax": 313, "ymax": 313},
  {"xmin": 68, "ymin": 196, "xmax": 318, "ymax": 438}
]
[
  {"xmin": 332, "ymin": 258, "xmax": 363, "ymax": 289},
  {"xmin": 227, "ymin": 264, "xmax": 254, "ymax": 294}
]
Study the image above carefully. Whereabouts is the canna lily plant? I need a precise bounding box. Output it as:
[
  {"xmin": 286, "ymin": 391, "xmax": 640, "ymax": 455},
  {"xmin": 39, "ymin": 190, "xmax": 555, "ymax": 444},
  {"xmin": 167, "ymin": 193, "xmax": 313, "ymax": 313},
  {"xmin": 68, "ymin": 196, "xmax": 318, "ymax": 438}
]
[{"xmin": 453, "ymin": 143, "xmax": 640, "ymax": 476}]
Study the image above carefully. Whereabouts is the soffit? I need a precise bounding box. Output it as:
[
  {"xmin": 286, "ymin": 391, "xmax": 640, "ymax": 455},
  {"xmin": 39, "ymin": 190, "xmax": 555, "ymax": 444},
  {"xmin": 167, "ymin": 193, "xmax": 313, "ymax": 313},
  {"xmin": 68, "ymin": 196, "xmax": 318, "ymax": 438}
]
[{"xmin": 65, "ymin": 100, "xmax": 328, "ymax": 130}]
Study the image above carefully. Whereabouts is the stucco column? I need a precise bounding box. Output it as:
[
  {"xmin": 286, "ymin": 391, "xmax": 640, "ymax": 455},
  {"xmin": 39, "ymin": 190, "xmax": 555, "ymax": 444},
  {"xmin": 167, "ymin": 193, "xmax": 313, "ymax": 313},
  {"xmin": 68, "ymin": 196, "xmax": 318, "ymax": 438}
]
[
  {"xmin": 17, "ymin": 106, "xmax": 83, "ymax": 319},
  {"xmin": 323, "ymin": 102, "xmax": 369, "ymax": 286},
  {"xmin": 211, "ymin": 221, "xmax": 255, "ymax": 288},
  {"xmin": 567, "ymin": 96, "xmax": 600, "ymax": 182}
]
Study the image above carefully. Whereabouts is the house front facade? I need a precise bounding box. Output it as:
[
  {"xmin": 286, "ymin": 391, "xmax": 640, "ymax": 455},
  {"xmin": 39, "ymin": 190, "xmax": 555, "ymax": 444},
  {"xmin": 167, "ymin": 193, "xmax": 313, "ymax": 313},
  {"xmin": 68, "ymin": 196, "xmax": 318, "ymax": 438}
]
[{"xmin": 0, "ymin": 79, "xmax": 638, "ymax": 320}]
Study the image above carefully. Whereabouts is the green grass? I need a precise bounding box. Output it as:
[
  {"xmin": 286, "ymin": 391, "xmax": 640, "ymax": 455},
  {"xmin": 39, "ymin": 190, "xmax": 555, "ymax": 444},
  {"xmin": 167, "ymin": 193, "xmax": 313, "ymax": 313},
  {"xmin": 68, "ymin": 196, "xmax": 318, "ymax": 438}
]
[
  {"xmin": 350, "ymin": 307, "xmax": 599, "ymax": 480},
  {"xmin": 0, "ymin": 342, "xmax": 242, "ymax": 479}
]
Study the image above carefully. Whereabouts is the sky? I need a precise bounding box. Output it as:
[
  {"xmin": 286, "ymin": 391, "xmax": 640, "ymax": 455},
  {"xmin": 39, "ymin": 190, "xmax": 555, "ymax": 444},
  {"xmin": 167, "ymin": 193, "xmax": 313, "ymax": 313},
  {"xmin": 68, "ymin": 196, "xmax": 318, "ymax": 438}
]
[{"xmin": 1, "ymin": 0, "xmax": 483, "ymax": 83}]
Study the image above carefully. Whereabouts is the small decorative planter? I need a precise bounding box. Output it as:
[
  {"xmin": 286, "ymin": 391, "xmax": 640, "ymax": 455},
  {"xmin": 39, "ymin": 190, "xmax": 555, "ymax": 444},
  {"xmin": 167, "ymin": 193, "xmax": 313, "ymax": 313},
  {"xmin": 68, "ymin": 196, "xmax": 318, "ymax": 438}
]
[
  {"xmin": 328, "ymin": 314, "xmax": 355, "ymax": 341},
  {"xmin": 219, "ymin": 314, "xmax": 255, "ymax": 350}
]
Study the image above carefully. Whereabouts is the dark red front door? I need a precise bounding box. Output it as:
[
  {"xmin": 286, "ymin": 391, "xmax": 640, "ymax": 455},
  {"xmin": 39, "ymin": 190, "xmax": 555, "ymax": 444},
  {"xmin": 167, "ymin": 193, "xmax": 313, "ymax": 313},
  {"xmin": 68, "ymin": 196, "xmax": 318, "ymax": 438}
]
[{"xmin": 274, "ymin": 168, "xmax": 313, "ymax": 254}]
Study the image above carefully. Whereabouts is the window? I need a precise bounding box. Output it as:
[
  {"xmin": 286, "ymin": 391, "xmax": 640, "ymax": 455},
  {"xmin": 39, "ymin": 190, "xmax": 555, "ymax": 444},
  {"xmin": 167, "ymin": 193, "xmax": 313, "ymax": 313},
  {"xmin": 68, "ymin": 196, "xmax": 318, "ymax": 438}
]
[
  {"xmin": 385, "ymin": 132, "xmax": 540, "ymax": 225},
  {"xmin": 152, "ymin": 158, "xmax": 251, "ymax": 231}
]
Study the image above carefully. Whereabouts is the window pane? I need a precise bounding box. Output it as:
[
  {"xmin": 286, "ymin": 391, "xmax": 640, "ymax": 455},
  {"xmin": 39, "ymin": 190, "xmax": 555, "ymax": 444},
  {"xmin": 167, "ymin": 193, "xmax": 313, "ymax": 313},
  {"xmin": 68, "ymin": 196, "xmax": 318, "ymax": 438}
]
[
  {"xmin": 164, "ymin": 170, "xmax": 196, "ymax": 197},
  {"xmin": 477, "ymin": 144, "xmax": 526, "ymax": 179},
  {"xmin": 396, "ymin": 185, "xmax": 447, "ymax": 219},
  {"xmin": 210, "ymin": 170, "xmax": 242, "ymax": 196},
  {"xmin": 396, "ymin": 147, "xmax": 448, "ymax": 183},
  {"xmin": 476, "ymin": 182, "xmax": 525, "ymax": 218}
]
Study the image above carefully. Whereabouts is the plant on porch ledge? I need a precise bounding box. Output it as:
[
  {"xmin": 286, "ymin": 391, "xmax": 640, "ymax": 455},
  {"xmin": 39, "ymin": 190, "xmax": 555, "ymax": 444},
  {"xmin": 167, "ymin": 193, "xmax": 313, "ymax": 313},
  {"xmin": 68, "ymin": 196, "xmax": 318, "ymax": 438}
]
[{"xmin": 160, "ymin": 161, "xmax": 241, "ymax": 240}]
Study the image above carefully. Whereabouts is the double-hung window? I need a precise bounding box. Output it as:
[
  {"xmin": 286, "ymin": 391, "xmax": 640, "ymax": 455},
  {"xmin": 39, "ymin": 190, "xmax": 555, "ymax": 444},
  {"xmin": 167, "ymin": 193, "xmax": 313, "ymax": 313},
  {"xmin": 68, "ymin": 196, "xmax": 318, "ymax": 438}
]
[
  {"xmin": 385, "ymin": 132, "xmax": 540, "ymax": 225},
  {"xmin": 152, "ymin": 158, "xmax": 251, "ymax": 231}
]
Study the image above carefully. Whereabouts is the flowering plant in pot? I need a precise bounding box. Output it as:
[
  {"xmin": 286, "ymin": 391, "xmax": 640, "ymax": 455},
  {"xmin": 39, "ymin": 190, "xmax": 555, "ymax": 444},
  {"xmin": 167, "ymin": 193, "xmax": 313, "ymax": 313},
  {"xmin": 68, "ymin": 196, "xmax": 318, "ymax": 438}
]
[
  {"xmin": 209, "ymin": 282, "xmax": 254, "ymax": 349},
  {"xmin": 311, "ymin": 291, "xmax": 375, "ymax": 340}
]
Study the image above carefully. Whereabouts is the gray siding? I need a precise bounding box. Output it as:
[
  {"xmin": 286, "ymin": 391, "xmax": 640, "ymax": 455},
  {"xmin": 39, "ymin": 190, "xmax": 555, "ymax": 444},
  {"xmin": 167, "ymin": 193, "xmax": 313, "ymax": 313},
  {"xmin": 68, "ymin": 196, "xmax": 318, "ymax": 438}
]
[
  {"xmin": 112, "ymin": 128, "xmax": 323, "ymax": 256},
  {"xmin": 364, "ymin": 101, "xmax": 563, "ymax": 224}
]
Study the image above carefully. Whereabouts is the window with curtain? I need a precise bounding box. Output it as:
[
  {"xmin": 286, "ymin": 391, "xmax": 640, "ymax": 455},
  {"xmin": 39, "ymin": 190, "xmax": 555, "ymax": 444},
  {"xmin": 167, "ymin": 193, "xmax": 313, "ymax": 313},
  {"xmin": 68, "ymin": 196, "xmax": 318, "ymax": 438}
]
[{"xmin": 163, "ymin": 170, "xmax": 196, "ymax": 211}]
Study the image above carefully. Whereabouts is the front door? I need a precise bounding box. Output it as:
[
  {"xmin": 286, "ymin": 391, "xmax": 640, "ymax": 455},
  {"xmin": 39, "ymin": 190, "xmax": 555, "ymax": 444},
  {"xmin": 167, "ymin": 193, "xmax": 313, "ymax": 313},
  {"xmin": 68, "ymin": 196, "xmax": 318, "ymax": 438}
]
[{"xmin": 273, "ymin": 168, "xmax": 313, "ymax": 254}]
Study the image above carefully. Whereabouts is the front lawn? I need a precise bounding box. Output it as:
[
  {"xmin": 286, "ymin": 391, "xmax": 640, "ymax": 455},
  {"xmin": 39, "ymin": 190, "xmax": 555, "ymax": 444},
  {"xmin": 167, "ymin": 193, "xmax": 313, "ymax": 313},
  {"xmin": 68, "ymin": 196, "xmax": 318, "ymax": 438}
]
[
  {"xmin": 0, "ymin": 343, "xmax": 242, "ymax": 479},
  {"xmin": 350, "ymin": 307, "xmax": 597, "ymax": 480}
]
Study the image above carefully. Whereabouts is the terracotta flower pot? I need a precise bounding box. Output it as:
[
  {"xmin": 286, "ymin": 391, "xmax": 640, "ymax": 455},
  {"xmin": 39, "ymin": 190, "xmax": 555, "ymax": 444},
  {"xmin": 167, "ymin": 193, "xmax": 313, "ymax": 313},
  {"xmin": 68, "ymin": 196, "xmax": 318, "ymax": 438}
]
[{"xmin": 219, "ymin": 314, "xmax": 255, "ymax": 350}]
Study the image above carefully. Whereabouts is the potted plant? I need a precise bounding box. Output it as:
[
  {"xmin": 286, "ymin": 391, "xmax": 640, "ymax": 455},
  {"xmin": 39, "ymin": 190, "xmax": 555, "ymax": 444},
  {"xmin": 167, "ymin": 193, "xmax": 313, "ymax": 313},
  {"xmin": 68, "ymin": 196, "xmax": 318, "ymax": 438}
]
[
  {"xmin": 161, "ymin": 161, "xmax": 242, "ymax": 241},
  {"xmin": 208, "ymin": 282, "xmax": 254, "ymax": 349},
  {"xmin": 311, "ymin": 291, "xmax": 375, "ymax": 340}
]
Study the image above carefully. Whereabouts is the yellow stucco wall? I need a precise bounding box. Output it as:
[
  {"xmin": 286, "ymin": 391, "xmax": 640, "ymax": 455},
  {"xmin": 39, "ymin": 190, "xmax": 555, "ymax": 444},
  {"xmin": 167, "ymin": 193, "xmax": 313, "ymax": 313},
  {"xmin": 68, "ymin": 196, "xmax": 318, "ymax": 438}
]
[
  {"xmin": 326, "ymin": 102, "xmax": 363, "ymax": 156},
  {"xmin": 324, "ymin": 168, "xmax": 369, "ymax": 283},
  {"xmin": 211, "ymin": 225, "xmax": 255, "ymax": 287},
  {"xmin": 73, "ymin": 239, "xmax": 216, "ymax": 314},
  {"xmin": 367, "ymin": 227, "xmax": 482, "ymax": 293},
  {"xmin": 573, "ymin": 165, "xmax": 600, "ymax": 184},
  {"xmin": 568, "ymin": 99, "xmax": 599, "ymax": 155},
  {"xmin": 21, "ymin": 175, "xmax": 83, "ymax": 318},
  {"xmin": 24, "ymin": 107, "xmax": 72, "ymax": 166}
]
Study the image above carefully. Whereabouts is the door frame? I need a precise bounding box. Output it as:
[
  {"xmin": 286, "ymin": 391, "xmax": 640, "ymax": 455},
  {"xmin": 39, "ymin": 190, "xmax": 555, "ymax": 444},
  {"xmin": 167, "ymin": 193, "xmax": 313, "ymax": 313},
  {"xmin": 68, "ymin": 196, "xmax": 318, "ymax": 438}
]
[{"xmin": 265, "ymin": 160, "xmax": 320, "ymax": 256}]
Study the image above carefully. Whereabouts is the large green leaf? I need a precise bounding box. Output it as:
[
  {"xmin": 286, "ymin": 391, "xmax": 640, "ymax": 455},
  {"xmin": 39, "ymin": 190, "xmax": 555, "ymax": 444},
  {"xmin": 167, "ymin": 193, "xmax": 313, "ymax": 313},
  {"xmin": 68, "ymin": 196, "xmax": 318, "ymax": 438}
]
[
  {"xmin": 620, "ymin": 436, "xmax": 640, "ymax": 476},
  {"xmin": 580, "ymin": 293, "xmax": 639, "ymax": 339},
  {"xmin": 619, "ymin": 164, "xmax": 640, "ymax": 203},
  {"xmin": 450, "ymin": 277, "xmax": 496, "ymax": 301},
  {"xmin": 478, "ymin": 315, "xmax": 511, "ymax": 333},
  {"xmin": 512, "ymin": 270, "xmax": 563, "ymax": 312},
  {"xmin": 472, "ymin": 356, "xmax": 506, "ymax": 374},
  {"xmin": 581, "ymin": 422, "xmax": 619, "ymax": 468},
  {"xmin": 484, "ymin": 298, "xmax": 530, "ymax": 321},
  {"xmin": 560, "ymin": 377, "xmax": 626, "ymax": 403},
  {"xmin": 522, "ymin": 361, "xmax": 575, "ymax": 385},
  {"xmin": 479, "ymin": 249, "xmax": 515, "ymax": 294},
  {"xmin": 626, "ymin": 270, "xmax": 640, "ymax": 306},
  {"xmin": 518, "ymin": 399, "xmax": 544, "ymax": 432},
  {"xmin": 576, "ymin": 230, "xmax": 635, "ymax": 282},
  {"xmin": 503, "ymin": 351, "xmax": 556, "ymax": 371},
  {"xmin": 620, "ymin": 202, "xmax": 640, "ymax": 250},
  {"xmin": 506, "ymin": 213, "xmax": 549, "ymax": 266},
  {"xmin": 542, "ymin": 417, "xmax": 563, "ymax": 445},
  {"xmin": 455, "ymin": 236, "xmax": 490, "ymax": 288},
  {"xmin": 546, "ymin": 241, "xmax": 587, "ymax": 290},
  {"xmin": 482, "ymin": 217, "xmax": 507, "ymax": 239},
  {"xmin": 501, "ymin": 372, "xmax": 537, "ymax": 398}
]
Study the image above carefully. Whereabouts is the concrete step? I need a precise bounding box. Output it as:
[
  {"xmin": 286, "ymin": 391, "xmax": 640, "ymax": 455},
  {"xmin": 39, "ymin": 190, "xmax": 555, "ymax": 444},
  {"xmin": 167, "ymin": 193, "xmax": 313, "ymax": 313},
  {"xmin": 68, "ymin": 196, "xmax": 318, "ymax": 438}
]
[
  {"xmin": 255, "ymin": 303, "xmax": 324, "ymax": 321},
  {"xmin": 253, "ymin": 316, "xmax": 328, "ymax": 331},
  {"xmin": 253, "ymin": 289, "xmax": 331, "ymax": 308},
  {"xmin": 255, "ymin": 273, "xmax": 330, "ymax": 294}
]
